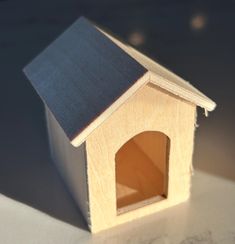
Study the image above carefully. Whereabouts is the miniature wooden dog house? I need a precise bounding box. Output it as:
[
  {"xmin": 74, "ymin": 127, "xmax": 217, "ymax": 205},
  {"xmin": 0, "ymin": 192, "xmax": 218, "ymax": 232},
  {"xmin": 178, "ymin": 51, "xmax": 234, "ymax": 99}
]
[{"xmin": 23, "ymin": 17, "xmax": 216, "ymax": 233}]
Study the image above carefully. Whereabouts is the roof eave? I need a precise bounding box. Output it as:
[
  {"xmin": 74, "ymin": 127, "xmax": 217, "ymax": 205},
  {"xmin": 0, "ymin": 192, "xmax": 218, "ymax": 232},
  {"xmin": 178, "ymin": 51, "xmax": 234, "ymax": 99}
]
[
  {"xmin": 71, "ymin": 72, "xmax": 150, "ymax": 147},
  {"xmin": 149, "ymin": 72, "xmax": 216, "ymax": 112}
]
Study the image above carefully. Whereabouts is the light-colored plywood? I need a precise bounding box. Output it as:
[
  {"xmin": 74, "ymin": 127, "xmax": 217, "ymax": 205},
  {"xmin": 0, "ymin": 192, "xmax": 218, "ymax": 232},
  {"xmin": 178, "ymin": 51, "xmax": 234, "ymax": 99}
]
[
  {"xmin": 25, "ymin": 17, "xmax": 215, "ymax": 235},
  {"xmin": 116, "ymin": 139, "xmax": 164, "ymax": 210},
  {"xmin": 115, "ymin": 131, "xmax": 169, "ymax": 212},
  {"xmin": 45, "ymin": 107, "xmax": 90, "ymax": 227},
  {"xmin": 86, "ymin": 83, "xmax": 196, "ymax": 233},
  {"xmin": 71, "ymin": 25, "xmax": 215, "ymax": 148},
  {"xmin": 132, "ymin": 131, "xmax": 169, "ymax": 175},
  {"xmin": 99, "ymin": 27, "xmax": 216, "ymax": 112}
]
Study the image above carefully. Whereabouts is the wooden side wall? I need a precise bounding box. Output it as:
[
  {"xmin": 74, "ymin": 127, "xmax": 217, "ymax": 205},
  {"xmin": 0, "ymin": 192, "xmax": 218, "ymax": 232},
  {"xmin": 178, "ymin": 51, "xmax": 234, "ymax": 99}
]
[
  {"xmin": 86, "ymin": 83, "xmax": 196, "ymax": 233},
  {"xmin": 45, "ymin": 107, "xmax": 90, "ymax": 227}
]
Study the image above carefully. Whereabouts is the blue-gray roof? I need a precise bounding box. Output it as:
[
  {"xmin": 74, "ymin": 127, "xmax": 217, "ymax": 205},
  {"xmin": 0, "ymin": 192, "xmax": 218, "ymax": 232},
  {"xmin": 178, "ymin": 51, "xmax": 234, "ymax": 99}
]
[{"xmin": 23, "ymin": 17, "xmax": 147, "ymax": 141}]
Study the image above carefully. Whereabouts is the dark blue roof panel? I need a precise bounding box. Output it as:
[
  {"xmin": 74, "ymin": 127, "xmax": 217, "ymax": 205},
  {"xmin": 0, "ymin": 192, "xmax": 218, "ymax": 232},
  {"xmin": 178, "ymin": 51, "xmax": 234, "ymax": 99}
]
[{"xmin": 23, "ymin": 17, "xmax": 147, "ymax": 140}]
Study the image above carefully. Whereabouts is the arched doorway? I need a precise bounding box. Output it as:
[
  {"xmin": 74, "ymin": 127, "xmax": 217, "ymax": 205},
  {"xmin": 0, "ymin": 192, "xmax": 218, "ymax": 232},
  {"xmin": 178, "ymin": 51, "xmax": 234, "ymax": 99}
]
[{"xmin": 115, "ymin": 131, "xmax": 170, "ymax": 214}]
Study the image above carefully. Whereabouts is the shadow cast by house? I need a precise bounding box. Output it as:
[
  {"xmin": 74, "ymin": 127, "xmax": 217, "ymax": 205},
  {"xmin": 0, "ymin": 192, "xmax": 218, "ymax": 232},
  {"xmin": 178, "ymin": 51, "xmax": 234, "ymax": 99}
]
[{"xmin": 0, "ymin": 112, "xmax": 89, "ymax": 232}]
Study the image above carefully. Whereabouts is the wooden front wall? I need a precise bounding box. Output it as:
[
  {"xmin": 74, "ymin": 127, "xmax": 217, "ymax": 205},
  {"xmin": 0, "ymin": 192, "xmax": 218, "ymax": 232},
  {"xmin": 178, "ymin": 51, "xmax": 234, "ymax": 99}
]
[{"xmin": 86, "ymin": 83, "xmax": 196, "ymax": 233}]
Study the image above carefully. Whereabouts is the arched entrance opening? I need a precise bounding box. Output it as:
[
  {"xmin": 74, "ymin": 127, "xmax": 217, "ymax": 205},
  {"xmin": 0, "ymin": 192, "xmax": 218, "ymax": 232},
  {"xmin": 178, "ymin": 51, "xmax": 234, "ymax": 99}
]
[{"xmin": 115, "ymin": 131, "xmax": 170, "ymax": 214}]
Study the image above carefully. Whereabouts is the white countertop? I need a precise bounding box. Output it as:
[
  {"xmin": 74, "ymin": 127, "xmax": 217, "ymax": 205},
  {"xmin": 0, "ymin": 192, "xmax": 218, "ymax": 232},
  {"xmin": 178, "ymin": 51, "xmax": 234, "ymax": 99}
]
[{"xmin": 0, "ymin": 168, "xmax": 234, "ymax": 244}]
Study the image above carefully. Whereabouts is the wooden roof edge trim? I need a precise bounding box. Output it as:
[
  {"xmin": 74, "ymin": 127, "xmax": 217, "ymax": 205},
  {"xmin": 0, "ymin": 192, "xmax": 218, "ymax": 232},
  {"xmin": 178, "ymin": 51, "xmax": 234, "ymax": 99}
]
[
  {"xmin": 117, "ymin": 43, "xmax": 217, "ymax": 111},
  {"xmin": 98, "ymin": 26, "xmax": 216, "ymax": 111},
  {"xmin": 149, "ymin": 72, "xmax": 216, "ymax": 111},
  {"xmin": 71, "ymin": 72, "xmax": 150, "ymax": 147}
]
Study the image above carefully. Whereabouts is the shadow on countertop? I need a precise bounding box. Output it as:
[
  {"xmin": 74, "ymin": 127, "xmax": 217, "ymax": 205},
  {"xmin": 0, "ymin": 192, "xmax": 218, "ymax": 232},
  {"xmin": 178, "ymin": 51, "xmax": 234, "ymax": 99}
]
[{"xmin": 0, "ymin": 111, "xmax": 89, "ymax": 231}]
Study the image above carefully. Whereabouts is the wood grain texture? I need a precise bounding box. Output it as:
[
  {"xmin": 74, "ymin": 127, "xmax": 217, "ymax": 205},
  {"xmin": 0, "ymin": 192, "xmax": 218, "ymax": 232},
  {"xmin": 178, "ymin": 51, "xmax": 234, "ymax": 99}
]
[
  {"xmin": 24, "ymin": 17, "xmax": 147, "ymax": 142},
  {"xmin": 115, "ymin": 131, "xmax": 169, "ymax": 211},
  {"xmin": 24, "ymin": 16, "xmax": 212, "ymax": 233},
  {"xmin": 45, "ymin": 106, "xmax": 90, "ymax": 226},
  {"xmin": 86, "ymin": 84, "xmax": 196, "ymax": 233},
  {"xmin": 132, "ymin": 131, "xmax": 169, "ymax": 175}
]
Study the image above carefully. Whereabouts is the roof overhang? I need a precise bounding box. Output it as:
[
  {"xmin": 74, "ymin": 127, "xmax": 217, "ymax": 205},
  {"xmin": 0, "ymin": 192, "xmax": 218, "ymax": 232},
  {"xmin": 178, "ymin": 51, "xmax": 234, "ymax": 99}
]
[
  {"xmin": 99, "ymin": 26, "xmax": 216, "ymax": 112},
  {"xmin": 24, "ymin": 17, "xmax": 216, "ymax": 148},
  {"xmin": 70, "ymin": 23, "xmax": 217, "ymax": 147}
]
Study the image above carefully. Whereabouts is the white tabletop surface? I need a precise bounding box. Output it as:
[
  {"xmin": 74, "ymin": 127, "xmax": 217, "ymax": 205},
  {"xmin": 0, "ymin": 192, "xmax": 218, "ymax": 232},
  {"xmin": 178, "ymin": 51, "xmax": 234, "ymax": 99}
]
[
  {"xmin": 1, "ymin": 110, "xmax": 235, "ymax": 244},
  {"xmin": 0, "ymin": 169, "xmax": 234, "ymax": 244},
  {"xmin": 1, "ymin": 104, "xmax": 235, "ymax": 244}
]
